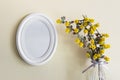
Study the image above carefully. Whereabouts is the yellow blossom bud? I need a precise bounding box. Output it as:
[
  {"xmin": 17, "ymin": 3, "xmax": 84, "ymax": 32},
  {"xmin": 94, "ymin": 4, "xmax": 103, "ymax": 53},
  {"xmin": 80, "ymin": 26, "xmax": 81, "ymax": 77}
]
[
  {"xmin": 90, "ymin": 29, "xmax": 95, "ymax": 34},
  {"xmin": 94, "ymin": 23, "xmax": 100, "ymax": 28},
  {"xmin": 74, "ymin": 28, "xmax": 79, "ymax": 33},
  {"xmin": 93, "ymin": 54, "xmax": 98, "ymax": 60},
  {"xmin": 83, "ymin": 22, "xmax": 88, "ymax": 26},
  {"xmin": 56, "ymin": 19, "xmax": 61, "ymax": 24},
  {"xmin": 99, "ymin": 42, "xmax": 103, "ymax": 45},
  {"xmin": 99, "ymin": 41, "xmax": 104, "ymax": 45},
  {"xmin": 84, "ymin": 29, "xmax": 88, "ymax": 34},
  {"xmin": 99, "ymin": 37, "xmax": 105, "ymax": 45},
  {"xmin": 86, "ymin": 53, "xmax": 90, "ymax": 58},
  {"xmin": 65, "ymin": 21, "xmax": 70, "ymax": 26},
  {"xmin": 84, "ymin": 18, "xmax": 89, "ymax": 22},
  {"xmin": 104, "ymin": 56, "xmax": 110, "ymax": 62},
  {"xmin": 90, "ymin": 44, "xmax": 96, "ymax": 50},
  {"xmin": 79, "ymin": 42, "xmax": 84, "ymax": 47},
  {"xmin": 90, "ymin": 39, "xmax": 95, "ymax": 44},
  {"xmin": 103, "ymin": 44, "xmax": 110, "ymax": 49},
  {"xmin": 91, "ymin": 45, "xmax": 96, "ymax": 50},
  {"xmin": 96, "ymin": 54, "xmax": 101, "ymax": 58},
  {"xmin": 80, "ymin": 25, "xmax": 84, "ymax": 29},
  {"xmin": 91, "ymin": 26, "xmax": 97, "ymax": 31},
  {"xmin": 100, "ymin": 49, "xmax": 105, "ymax": 54},
  {"xmin": 100, "ymin": 37, "xmax": 105, "ymax": 41},
  {"xmin": 89, "ymin": 18, "xmax": 94, "ymax": 23},
  {"xmin": 65, "ymin": 28, "xmax": 70, "ymax": 34},
  {"xmin": 102, "ymin": 34, "xmax": 109, "ymax": 38},
  {"xmin": 75, "ymin": 19, "xmax": 79, "ymax": 24},
  {"xmin": 75, "ymin": 38, "xmax": 80, "ymax": 44},
  {"xmin": 105, "ymin": 34, "xmax": 109, "ymax": 38}
]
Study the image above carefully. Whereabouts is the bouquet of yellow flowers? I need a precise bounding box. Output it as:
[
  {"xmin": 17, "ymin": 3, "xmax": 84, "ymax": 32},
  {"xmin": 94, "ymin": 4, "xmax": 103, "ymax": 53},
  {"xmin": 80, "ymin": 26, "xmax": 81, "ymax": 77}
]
[{"xmin": 56, "ymin": 16, "xmax": 110, "ymax": 80}]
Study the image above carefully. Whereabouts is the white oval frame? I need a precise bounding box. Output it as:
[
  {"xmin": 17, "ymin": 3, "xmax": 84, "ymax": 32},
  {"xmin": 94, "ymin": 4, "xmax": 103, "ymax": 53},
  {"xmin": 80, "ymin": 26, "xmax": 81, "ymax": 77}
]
[{"xmin": 16, "ymin": 13, "xmax": 57, "ymax": 65}]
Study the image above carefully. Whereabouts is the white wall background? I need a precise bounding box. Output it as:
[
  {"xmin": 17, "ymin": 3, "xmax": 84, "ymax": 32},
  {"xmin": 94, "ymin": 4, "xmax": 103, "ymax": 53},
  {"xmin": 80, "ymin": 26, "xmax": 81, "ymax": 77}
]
[{"xmin": 0, "ymin": 0, "xmax": 119, "ymax": 80}]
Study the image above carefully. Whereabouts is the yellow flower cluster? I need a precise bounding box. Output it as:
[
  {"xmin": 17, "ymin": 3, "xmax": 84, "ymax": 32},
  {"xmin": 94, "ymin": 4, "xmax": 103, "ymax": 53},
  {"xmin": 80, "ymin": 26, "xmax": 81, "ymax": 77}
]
[
  {"xmin": 75, "ymin": 38, "xmax": 84, "ymax": 47},
  {"xmin": 103, "ymin": 44, "xmax": 111, "ymax": 49},
  {"xmin": 89, "ymin": 44, "xmax": 96, "ymax": 50},
  {"xmin": 75, "ymin": 19, "xmax": 79, "ymax": 23},
  {"xmin": 90, "ymin": 39, "xmax": 95, "ymax": 44},
  {"xmin": 56, "ymin": 19, "xmax": 61, "ymax": 24},
  {"xmin": 65, "ymin": 21, "xmax": 70, "ymax": 26},
  {"xmin": 80, "ymin": 25, "xmax": 84, "ymax": 29},
  {"xmin": 84, "ymin": 29, "xmax": 88, "ymax": 34},
  {"xmin": 100, "ymin": 49, "xmax": 105, "ymax": 54},
  {"xmin": 89, "ymin": 39, "xmax": 96, "ymax": 50},
  {"xmin": 65, "ymin": 28, "xmax": 71, "ymax": 34},
  {"xmin": 74, "ymin": 28, "xmax": 79, "ymax": 33},
  {"xmin": 75, "ymin": 38, "xmax": 80, "ymax": 44},
  {"xmin": 102, "ymin": 33, "xmax": 109, "ymax": 38},
  {"xmin": 94, "ymin": 23, "xmax": 100, "ymax": 28},
  {"xmin": 83, "ymin": 22, "xmax": 88, "ymax": 26},
  {"xmin": 84, "ymin": 18, "xmax": 94, "ymax": 23},
  {"xmin": 99, "ymin": 37, "xmax": 105, "ymax": 45},
  {"xmin": 104, "ymin": 56, "xmax": 110, "ymax": 62},
  {"xmin": 93, "ymin": 54, "xmax": 101, "ymax": 60},
  {"xmin": 56, "ymin": 16, "xmax": 110, "ymax": 62}
]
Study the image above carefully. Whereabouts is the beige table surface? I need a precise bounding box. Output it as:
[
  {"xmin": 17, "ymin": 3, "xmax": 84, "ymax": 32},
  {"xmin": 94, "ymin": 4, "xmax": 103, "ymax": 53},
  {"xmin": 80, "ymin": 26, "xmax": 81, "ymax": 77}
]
[{"xmin": 0, "ymin": 0, "xmax": 119, "ymax": 80}]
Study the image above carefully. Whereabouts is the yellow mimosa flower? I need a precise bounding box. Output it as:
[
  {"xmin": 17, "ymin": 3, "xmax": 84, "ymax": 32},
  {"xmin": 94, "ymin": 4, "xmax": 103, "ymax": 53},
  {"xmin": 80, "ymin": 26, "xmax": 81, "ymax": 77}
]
[
  {"xmin": 90, "ymin": 29, "xmax": 94, "ymax": 34},
  {"xmin": 100, "ymin": 49, "xmax": 105, "ymax": 54},
  {"xmin": 90, "ymin": 39, "xmax": 95, "ymax": 44},
  {"xmin": 83, "ymin": 22, "xmax": 88, "ymax": 26},
  {"xmin": 103, "ymin": 44, "xmax": 110, "ymax": 49},
  {"xmin": 99, "ymin": 37, "xmax": 105, "ymax": 45},
  {"xmin": 84, "ymin": 17, "xmax": 89, "ymax": 22},
  {"xmin": 96, "ymin": 54, "xmax": 101, "ymax": 58},
  {"xmin": 80, "ymin": 25, "xmax": 84, "ymax": 29},
  {"xmin": 105, "ymin": 34, "xmax": 109, "ymax": 38},
  {"xmin": 99, "ymin": 41, "xmax": 104, "ymax": 45},
  {"xmin": 94, "ymin": 23, "xmax": 100, "ymax": 28},
  {"xmin": 56, "ymin": 16, "xmax": 111, "ymax": 63},
  {"xmin": 75, "ymin": 38, "xmax": 80, "ymax": 44},
  {"xmin": 90, "ymin": 44, "xmax": 96, "ymax": 50},
  {"xmin": 89, "ymin": 18, "xmax": 94, "ymax": 23},
  {"xmin": 91, "ymin": 26, "xmax": 97, "ymax": 31},
  {"xmin": 65, "ymin": 21, "xmax": 70, "ymax": 26},
  {"xmin": 93, "ymin": 54, "xmax": 98, "ymax": 60},
  {"xmin": 79, "ymin": 42, "xmax": 84, "ymax": 47},
  {"xmin": 65, "ymin": 28, "xmax": 70, "ymax": 34},
  {"xmin": 102, "ymin": 34, "xmax": 109, "ymax": 38},
  {"xmin": 100, "ymin": 37, "xmax": 105, "ymax": 41},
  {"xmin": 84, "ymin": 29, "xmax": 88, "ymax": 34},
  {"xmin": 56, "ymin": 19, "xmax": 61, "ymax": 24},
  {"xmin": 74, "ymin": 28, "xmax": 79, "ymax": 33},
  {"xmin": 91, "ymin": 45, "xmax": 96, "ymax": 50},
  {"xmin": 86, "ymin": 53, "xmax": 90, "ymax": 58},
  {"xmin": 75, "ymin": 19, "xmax": 79, "ymax": 24},
  {"xmin": 104, "ymin": 56, "xmax": 110, "ymax": 62}
]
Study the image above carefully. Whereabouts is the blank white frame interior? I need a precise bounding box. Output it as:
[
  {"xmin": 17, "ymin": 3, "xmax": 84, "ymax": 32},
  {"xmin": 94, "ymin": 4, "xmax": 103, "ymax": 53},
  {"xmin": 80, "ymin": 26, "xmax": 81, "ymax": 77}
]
[{"xmin": 16, "ymin": 13, "xmax": 57, "ymax": 65}]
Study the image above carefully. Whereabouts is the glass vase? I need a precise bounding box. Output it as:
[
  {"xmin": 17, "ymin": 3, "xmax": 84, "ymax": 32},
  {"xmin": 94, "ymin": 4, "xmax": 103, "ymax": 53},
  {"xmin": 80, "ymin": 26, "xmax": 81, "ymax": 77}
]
[{"xmin": 84, "ymin": 62, "xmax": 110, "ymax": 80}]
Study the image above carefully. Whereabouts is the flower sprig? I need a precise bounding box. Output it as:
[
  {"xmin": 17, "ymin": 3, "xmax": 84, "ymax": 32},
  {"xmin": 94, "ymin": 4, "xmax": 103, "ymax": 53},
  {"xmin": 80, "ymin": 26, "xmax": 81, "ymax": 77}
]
[{"xmin": 56, "ymin": 16, "xmax": 110, "ymax": 62}]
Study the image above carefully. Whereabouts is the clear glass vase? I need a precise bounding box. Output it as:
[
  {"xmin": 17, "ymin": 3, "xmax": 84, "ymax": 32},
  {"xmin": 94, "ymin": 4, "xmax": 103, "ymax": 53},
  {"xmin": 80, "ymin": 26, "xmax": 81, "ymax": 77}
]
[{"xmin": 84, "ymin": 63, "xmax": 110, "ymax": 80}]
